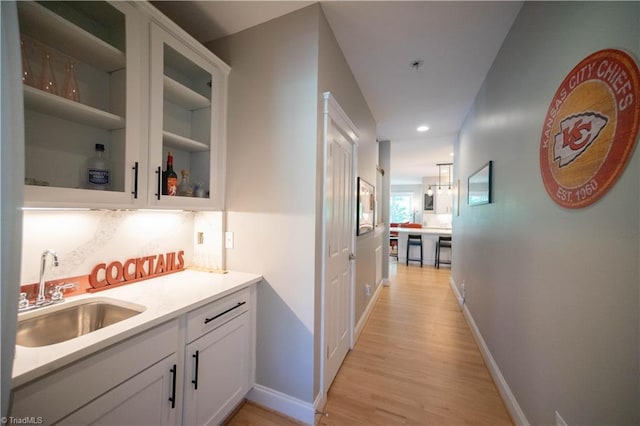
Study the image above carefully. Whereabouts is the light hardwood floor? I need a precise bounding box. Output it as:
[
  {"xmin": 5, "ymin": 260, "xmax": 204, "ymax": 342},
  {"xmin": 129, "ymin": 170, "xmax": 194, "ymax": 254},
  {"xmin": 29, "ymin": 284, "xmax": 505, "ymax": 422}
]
[{"xmin": 226, "ymin": 262, "xmax": 513, "ymax": 425}]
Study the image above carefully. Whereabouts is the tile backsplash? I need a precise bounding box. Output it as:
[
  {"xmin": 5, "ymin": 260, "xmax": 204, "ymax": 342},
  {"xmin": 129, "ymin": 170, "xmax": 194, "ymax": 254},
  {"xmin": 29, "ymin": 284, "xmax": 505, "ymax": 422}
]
[{"xmin": 21, "ymin": 210, "xmax": 223, "ymax": 285}]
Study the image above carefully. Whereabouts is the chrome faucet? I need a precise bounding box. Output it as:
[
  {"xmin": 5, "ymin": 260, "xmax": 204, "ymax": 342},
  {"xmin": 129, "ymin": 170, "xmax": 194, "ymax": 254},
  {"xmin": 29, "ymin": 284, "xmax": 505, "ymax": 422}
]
[{"xmin": 36, "ymin": 249, "xmax": 59, "ymax": 306}]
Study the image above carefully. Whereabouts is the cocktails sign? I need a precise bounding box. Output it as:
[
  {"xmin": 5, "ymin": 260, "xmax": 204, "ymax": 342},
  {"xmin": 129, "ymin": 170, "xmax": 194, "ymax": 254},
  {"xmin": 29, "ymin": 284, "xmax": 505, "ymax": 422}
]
[
  {"xmin": 540, "ymin": 49, "xmax": 640, "ymax": 208},
  {"xmin": 88, "ymin": 251, "xmax": 185, "ymax": 291}
]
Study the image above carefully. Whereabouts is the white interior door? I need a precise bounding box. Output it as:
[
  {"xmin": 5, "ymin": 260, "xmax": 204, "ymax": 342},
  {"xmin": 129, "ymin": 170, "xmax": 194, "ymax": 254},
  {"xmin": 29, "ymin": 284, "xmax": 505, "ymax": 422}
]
[{"xmin": 322, "ymin": 93, "xmax": 358, "ymax": 394}]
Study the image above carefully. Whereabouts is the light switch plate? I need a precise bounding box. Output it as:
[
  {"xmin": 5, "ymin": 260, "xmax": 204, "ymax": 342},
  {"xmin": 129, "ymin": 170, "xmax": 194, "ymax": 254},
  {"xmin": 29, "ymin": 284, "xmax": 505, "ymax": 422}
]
[{"xmin": 225, "ymin": 231, "xmax": 234, "ymax": 249}]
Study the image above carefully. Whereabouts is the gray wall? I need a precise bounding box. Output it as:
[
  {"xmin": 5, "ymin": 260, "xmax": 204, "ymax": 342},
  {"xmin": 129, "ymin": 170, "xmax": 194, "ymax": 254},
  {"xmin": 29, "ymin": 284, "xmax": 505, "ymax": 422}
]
[
  {"xmin": 208, "ymin": 3, "xmax": 379, "ymax": 405},
  {"xmin": 452, "ymin": 2, "xmax": 640, "ymax": 424},
  {"xmin": 207, "ymin": 5, "xmax": 320, "ymax": 403}
]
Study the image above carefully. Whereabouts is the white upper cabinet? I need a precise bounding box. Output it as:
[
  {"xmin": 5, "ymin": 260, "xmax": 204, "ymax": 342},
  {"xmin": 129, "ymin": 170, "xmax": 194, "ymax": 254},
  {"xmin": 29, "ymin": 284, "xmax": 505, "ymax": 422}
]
[
  {"xmin": 18, "ymin": 1, "xmax": 229, "ymax": 210},
  {"xmin": 19, "ymin": 1, "xmax": 144, "ymax": 208},
  {"xmin": 147, "ymin": 22, "xmax": 227, "ymax": 210}
]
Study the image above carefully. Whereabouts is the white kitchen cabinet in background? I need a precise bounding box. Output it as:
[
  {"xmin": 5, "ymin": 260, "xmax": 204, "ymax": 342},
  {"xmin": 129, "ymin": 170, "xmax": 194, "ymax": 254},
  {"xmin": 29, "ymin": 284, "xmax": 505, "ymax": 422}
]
[{"xmin": 435, "ymin": 191, "xmax": 453, "ymax": 214}]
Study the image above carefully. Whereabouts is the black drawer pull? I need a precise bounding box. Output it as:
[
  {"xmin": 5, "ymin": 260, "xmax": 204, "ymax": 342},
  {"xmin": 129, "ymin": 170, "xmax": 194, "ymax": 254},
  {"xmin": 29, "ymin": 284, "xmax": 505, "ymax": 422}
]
[
  {"xmin": 192, "ymin": 350, "xmax": 199, "ymax": 390},
  {"xmin": 169, "ymin": 364, "xmax": 177, "ymax": 408},
  {"xmin": 204, "ymin": 301, "xmax": 246, "ymax": 324}
]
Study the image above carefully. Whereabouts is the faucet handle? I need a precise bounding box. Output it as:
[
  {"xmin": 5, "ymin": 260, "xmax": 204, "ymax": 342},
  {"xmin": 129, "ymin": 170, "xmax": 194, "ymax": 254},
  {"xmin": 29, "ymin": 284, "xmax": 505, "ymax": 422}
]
[
  {"xmin": 18, "ymin": 292, "xmax": 30, "ymax": 311},
  {"xmin": 51, "ymin": 283, "xmax": 77, "ymax": 302}
]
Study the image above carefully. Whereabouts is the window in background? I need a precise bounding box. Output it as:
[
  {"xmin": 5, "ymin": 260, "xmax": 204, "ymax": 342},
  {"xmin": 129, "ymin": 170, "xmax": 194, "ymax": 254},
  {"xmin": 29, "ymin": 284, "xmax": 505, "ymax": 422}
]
[{"xmin": 390, "ymin": 193, "xmax": 413, "ymax": 223}]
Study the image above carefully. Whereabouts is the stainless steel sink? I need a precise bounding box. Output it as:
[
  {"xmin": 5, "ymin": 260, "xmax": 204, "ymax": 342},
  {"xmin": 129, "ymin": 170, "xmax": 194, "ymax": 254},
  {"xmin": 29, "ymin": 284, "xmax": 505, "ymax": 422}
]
[{"xmin": 16, "ymin": 298, "xmax": 146, "ymax": 347}]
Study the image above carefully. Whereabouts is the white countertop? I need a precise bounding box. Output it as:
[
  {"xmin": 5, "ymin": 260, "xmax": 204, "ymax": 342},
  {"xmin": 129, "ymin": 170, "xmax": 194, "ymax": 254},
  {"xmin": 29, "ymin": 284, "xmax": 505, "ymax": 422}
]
[
  {"xmin": 12, "ymin": 269, "xmax": 262, "ymax": 387},
  {"xmin": 390, "ymin": 227, "xmax": 452, "ymax": 235}
]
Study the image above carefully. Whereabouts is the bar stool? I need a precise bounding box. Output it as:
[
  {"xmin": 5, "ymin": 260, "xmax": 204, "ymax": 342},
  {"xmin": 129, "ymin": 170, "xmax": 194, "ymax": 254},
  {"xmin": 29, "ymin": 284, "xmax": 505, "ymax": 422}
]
[
  {"xmin": 389, "ymin": 223, "xmax": 399, "ymax": 259},
  {"xmin": 406, "ymin": 234, "xmax": 423, "ymax": 267},
  {"xmin": 435, "ymin": 235, "xmax": 452, "ymax": 269}
]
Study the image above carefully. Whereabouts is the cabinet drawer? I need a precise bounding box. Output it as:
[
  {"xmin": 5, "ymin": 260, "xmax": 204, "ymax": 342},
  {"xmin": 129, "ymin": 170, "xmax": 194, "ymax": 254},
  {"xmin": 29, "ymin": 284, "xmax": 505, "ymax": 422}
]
[{"xmin": 186, "ymin": 288, "xmax": 250, "ymax": 342}]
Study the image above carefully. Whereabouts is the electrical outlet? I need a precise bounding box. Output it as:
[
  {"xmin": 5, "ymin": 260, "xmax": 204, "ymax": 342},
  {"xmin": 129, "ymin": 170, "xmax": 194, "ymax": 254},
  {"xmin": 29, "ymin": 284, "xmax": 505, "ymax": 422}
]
[
  {"xmin": 225, "ymin": 231, "xmax": 234, "ymax": 249},
  {"xmin": 457, "ymin": 280, "xmax": 466, "ymax": 307},
  {"xmin": 555, "ymin": 411, "xmax": 567, "ymax": 426},
  {"xmin": 365, "ymin": 284, "xmax": 372, "ymax": 296}
]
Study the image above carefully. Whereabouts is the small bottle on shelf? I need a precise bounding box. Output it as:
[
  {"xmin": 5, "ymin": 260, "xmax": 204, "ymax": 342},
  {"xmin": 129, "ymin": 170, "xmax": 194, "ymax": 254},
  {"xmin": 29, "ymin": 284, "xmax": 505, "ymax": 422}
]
[
  {"xmin": 86, "ymin": 144, "xmax": 110, "ymax": 190},
  {"xmin": 162, "ymin": 152, "xmax": 178, "ymax": 196},
  {"xmin": 177, "ymin": 169, "xmax": 193, "ymax": 197}
]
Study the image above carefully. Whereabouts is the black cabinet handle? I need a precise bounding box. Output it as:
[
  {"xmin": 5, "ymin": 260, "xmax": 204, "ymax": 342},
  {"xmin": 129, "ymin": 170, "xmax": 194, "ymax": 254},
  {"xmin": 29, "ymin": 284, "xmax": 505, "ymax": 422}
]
[
  {"xmin": 155, "ymin": 166, "xmax": 161, "ymax": 200},
  {"xmin": 204, "ymin": 301, "xmax": 246, "ymax": 325},
  {"xmin": 192, "ymin": 350, "xmax": 199, "ymax": 390},
  {"xmin": 169, "ymin": 364, "xmax": 177, "ymax": 409},
  {"xmin": 131, "ymin": 162, "xmax": 139, "ymax": 199}
]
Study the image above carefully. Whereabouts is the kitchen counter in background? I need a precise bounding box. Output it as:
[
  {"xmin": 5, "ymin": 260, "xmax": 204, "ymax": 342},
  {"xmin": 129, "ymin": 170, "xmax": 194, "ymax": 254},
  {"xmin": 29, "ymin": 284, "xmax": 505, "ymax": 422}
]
[
  {"xmin": 12, "ymin": 269, "xmax": 262, "ymax": 387},
  {"xmin": 391, "ymin": 227, "xmax": 452, "ymax": 266}
]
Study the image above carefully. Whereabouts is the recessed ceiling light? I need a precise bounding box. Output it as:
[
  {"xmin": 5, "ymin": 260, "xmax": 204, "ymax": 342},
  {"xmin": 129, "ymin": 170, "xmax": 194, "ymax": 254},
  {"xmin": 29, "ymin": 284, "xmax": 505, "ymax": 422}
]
[
  {"xmin": 417, "ymin": 125, "xmax": 429, "ymax": 132},
  {"xmin": 450, "ymin": 152, "xmax": 454, "ymax": 156}
]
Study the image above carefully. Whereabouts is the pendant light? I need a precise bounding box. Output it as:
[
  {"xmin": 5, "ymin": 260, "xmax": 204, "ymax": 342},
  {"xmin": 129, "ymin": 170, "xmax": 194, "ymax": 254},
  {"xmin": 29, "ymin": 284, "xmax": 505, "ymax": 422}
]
[{"xmin": 433, "ymin": 163, "xmax": 453, "ymax": 196}]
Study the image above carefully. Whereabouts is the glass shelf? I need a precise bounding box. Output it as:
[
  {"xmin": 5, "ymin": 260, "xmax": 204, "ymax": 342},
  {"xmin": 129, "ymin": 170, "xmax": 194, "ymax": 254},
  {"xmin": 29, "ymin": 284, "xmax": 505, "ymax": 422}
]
[
  {"xmin": 17, "ymin": 1, "xmax": 125, "ymax": 72},
  {"xmin": 24, "ymin": 86, "xmax": 125, "ymax": 130}
]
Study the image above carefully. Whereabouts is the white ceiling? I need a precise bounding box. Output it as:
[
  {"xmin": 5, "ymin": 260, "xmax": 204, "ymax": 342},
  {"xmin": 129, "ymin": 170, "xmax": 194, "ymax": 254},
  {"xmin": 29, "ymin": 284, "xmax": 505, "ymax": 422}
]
[{"xmin": 152, "ymin": 1, "xmax": 523, "ymax": 185}]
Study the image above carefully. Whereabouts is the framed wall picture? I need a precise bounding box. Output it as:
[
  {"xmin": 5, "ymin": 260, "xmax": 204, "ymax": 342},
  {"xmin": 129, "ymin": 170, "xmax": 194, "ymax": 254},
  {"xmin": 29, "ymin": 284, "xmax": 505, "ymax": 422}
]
[
  {"xmin": 357, "ymin": 177, "xmax": 375, "ymax": 235},
  {"xmin": 468, "ymin": 161, "xmax": 492, "ymax": 206},
  {"xmin": 424, "ymin": 193, "xmax": 434, "ymax": 211}
]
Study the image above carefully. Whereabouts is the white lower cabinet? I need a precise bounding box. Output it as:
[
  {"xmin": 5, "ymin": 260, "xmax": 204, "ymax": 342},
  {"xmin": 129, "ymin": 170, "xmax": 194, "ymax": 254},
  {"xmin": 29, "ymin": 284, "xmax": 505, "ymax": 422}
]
[
  {"xmin": 184, "ymin": 311, "xmax": 250, "ymax": 425},
  {"xmin": 11, "ymin": 319, "xmax": 179, "ymax": 425},
  {"xmin": 183, "ymin": 287, "xmax": 252, "ymax": 425},
  {"xmin": 10, "ymin": 287, "xmax": 255, "ymax": 426},
  {"xmin": 59, "ymin": 354, "xmax": 179, "ymax": 425}
]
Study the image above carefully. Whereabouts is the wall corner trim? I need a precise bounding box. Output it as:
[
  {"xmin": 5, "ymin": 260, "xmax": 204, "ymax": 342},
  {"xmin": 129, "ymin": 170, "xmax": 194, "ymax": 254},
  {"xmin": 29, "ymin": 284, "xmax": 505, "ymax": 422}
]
[
  {"xmin": 450, "ymin": 277, "xmax": 530, "ymax": 426},
  {"xmin": 247, "ymin": 384, "xmax": 315, "ymax": 425}
]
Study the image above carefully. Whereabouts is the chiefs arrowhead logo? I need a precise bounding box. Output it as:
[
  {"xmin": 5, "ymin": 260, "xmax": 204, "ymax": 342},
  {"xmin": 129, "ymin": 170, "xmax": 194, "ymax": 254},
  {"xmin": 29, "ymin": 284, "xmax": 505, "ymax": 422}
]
[{"xmin": 553, "ymin": 112, "xmax": 608, "ymax": 167}]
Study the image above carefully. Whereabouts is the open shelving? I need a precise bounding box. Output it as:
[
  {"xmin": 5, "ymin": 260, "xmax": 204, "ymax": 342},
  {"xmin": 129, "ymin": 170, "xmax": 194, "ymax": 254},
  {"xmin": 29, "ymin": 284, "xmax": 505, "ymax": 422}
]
[
  {"xmin": 17, "ymin": 1, "xmax": 125, "ymax": 72},
  {"xmin": 23, "ymin": 86, "xmax": 125, "ymax": 130}
]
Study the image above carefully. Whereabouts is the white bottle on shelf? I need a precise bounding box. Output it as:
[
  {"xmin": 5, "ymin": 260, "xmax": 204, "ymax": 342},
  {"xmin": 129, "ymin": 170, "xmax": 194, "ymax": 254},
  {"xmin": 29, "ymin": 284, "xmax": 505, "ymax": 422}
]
[{"xmin": 85, "ymin": 143, "xmax": 110, "ymax": 190}]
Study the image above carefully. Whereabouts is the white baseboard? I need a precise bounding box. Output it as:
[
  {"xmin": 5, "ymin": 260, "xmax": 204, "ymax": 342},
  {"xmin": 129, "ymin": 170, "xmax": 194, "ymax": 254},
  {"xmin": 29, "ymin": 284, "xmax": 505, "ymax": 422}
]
[
  {"xmin": 381, "ymin": 278, "xmax": 390, "ymax": 287},
  {"xmin": 449, "ymin": 277, "xmax": 529, "ymax": 426},
  {"xmin": 449, "ymin": 277, "xmax": 463, "ymax": 308},
  {"xmin": 247, "ymin": 384, "xmax": 315, "ymax": 425},
  {"xmin": 353, "ymin": 280, "xmax": 383, "ymax": 344},
  {"xmin": 313, "ymin": 391, "xmax": 326, "ymax": 424}
]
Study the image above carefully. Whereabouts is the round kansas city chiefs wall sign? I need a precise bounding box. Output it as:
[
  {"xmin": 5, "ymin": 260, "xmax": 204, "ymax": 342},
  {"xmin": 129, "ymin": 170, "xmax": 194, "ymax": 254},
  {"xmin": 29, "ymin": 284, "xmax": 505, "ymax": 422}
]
[{"xmin": 540, "ymin": 49, "xmax": 640, "ymax": 208}]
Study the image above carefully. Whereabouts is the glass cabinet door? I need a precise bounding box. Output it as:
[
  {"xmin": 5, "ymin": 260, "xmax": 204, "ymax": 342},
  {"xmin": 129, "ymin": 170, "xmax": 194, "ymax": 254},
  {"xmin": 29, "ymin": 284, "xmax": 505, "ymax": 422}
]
[
  {"xmin": 148, "ymin": 23, "xmax": 227, "ymax": 210},
  {"xmin": 19, "ymin": 1, "xmax": 142, "ymax": 208}
]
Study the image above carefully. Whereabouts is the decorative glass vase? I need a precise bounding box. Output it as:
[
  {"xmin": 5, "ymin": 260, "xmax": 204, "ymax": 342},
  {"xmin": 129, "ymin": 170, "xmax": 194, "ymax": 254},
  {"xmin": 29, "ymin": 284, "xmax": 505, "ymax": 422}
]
[
  {"xmin": 62, "ymin": 61, "xmax": 80, "ymax": 102},
  {"xmin": 21, "ymin": 39, "xmax": 35, "ymax": 87},
  {"xmin": 39, "ymin": 51, "xmax": 57, "ymax": 95}
]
